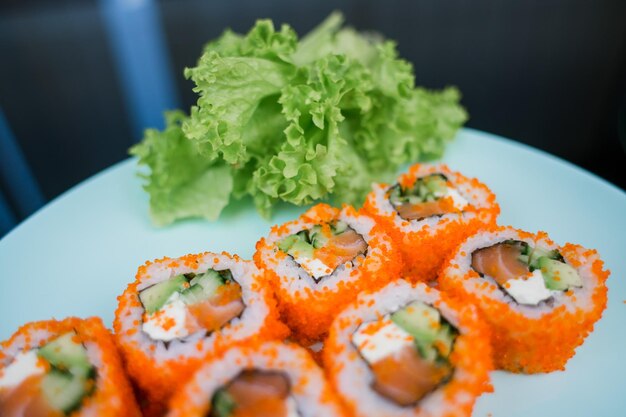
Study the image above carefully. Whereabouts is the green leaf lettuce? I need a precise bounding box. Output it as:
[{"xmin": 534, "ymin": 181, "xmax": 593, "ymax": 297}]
[{"xmin": 133, "ymin": 12, "xmax": 467, "ymax": 224}]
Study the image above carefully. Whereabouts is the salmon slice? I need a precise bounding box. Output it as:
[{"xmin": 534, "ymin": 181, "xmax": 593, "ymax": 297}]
[
  {"xmin": 314, "ymin": 229, "xmax": 367, "ymax": 269},
  {"xmin": 370, "ymin": 344, "xmax": 451, "ymax": 406},
  {"xmin": 395, "ymin": 197, "xmax": 457, "ymax": 221},
  {"xmin": 471, "ymin": 242, "xmax": 529, "ymax": 285},
  {"xmin": 222, "ymin": 370, "xmax": 291, "ymax": 417},
  {"xmin": 187, "ymin": 283, "xmax": 244, "ymax": 332},
  {"xmin": 0, "ymin": 375, "xmax": 63, "ymax": 417}
]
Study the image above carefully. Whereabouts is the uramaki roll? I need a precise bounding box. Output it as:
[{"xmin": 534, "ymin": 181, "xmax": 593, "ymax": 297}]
[
  {"xmin": 363, "ymin": 163, "xmax": 499, "ymax": 282},
  {"xmin": 254, "ymin": 203, "xmax": 402, "ymax": 342},
  {"xmin": 324, "ymin": 280, "xmax": 492, "ymax": 417},
  {"xmin": 439, "ymin": 227, "xmax": 609, "ymax": 373},
  {"xmin": 167, "ymin": 341, "xmax": 346, "ymax": 417},
  {"xmin": 114, "ymin": 252, "xmax": 288, "ymax": 415},
  {"xmin": 0, "ymin": 316, "xmax": 140, "ymax": 417}
]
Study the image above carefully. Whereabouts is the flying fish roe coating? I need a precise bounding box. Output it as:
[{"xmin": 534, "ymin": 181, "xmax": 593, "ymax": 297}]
[
  {"xmin": 114, "ymin": 252, "xmax": 288, "ymax": 416},
  {"xmin": 363, "ymin": 163, "xmax": 499, "ymax": 282},
  {"xmin": 0, "ymin": 316, "xmax": 141, "ymax": 417},
  {"xmin": 324, "ymin": 280, "xmax": 492, "ymax": 417},
  {"xmin": 167, "ymin": 341, "xmax": 346, "ymax": 417},
  {"xmin": 254, "ymin": 203, "xmax": 402, "ymax": 343},
  {"xmin": 439, "ymin": 227, "xmax": 609, "ymax": 373}
]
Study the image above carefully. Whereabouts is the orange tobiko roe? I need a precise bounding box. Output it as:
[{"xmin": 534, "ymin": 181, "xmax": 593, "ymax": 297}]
[
  {"xmin": 254, "ymin": 204, "xmax": 403, "ymax": 344},
  {"xmin": 113, "ymin": 253, "xmax": 289, "ymax": 417},
  {"xmin": 363, "ymin": 163, "xmax": 500, "ymax": 283},
  {"xmin": 0, "ymin": 317, "xmax": 141, "ymax": 417},
  {"xmin": 439, "ymin": 228, "xmax": 610, "ymax": 373},
  {"xmin": 323, "ymin": 282, "xmax": 493, "ymax": 417},
  {"xmin": 166, "ymin": 341, "xmax": 346, "ymax": 417}
]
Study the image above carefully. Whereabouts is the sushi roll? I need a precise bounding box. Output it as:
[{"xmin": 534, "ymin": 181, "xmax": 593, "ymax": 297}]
[
  {"xmin": 363, "ymin": 163, "xmax": 499, "ymax": 282},
  {"xmin": 254, "ymin": 203, "xmax": 402, "ymax": 342},
  {"xmin": 0, "ymin": 316, "xmax": 140, "ymax": 417},
  {"xmin": 166, "ymin": 341, "xmax": 345, "ymax": 417},
  {"xmin": 439, "ymin": 227, "xmax": 609, "ymax": 373},
  {"xmin": 114, "ymin": 252, "xmax": 288, "ymax": 415},
  {"xmin": 324, "ymin": 280, "xmax": 492, "ymax": 417}
]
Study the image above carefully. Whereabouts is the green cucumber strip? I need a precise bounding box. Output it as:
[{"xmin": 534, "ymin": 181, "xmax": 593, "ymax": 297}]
[
  {"xmin": 139, "ymin": 275, "xmax": 188, "ymax": 314},
  {"xmin": 333, "ymin": 221, "xmax": 348, "ymax": 234},
  {"xmin": 414, "ymin": 339, "xmax": 438, "ymax": 362},
  {"xmin": 425, "ymin": 175, "xmax": 447, "ymax": 195},
  {"xmin": 538, "ymin": 256, "xmax": 583, "ymax": 291},
  {"xmin": 391, "ymin": 174, "xmax": 449, "ymax": 205},
  {"xmin": 211, "ymin": 389, "xmax": 236, "ymax": 417},
  {"xmin": 181, "ymin": 271, "xmax": 225, "ymax": 305},
  {"xmin": 391, "ymin": 301, "xmax": 441, "ymax": 344},
  {"xmin": 190, "ymin": 269, "xmax": 221, "ymax": 286},
  {"xmin": 38, "ymin": 333, "xmax": 91, "ymax": 374},
  {"xmin": 277, "ymin": 234, "xmax": 299, "ymax": 252},
  {"xmin": 392, "ymin": 301, "xmax": 458, "ymax": 362},
  {"xmin": 41, "ymin": 370, "xmax": 93, "ymax": 414},
  {"xmin": 528, "ymin": 246, "xmax": 561, "ymax": 268},
  {"xmin": 310, "ymin": 230, "xmax": 329, "ymax": 249},
  {"xmin": 289, "ymin": 239, "xmax": 315, "ymax": 258}
]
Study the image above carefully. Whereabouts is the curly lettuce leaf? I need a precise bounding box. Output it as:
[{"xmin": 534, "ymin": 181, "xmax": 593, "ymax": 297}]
[
  {"xmin": 130, "ymin": 111, "xmax": 233, "ymax": 226},
  {"xmin": 134, "ymin": 13, "xmax": 467, "ymax": 224}
]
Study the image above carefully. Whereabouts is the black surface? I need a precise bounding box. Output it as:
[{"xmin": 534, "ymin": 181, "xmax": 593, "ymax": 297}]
[
  {"xmin": 0, "ymin": 1, "xmax": 132, "ymax": 200},
  {"xmin": 1, "ymin": 0, "xmax": 624, "ymax": 220}
]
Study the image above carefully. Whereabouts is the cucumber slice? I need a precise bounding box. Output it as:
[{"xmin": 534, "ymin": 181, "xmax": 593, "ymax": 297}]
[
  {"xmin": 407, "ymin": 195, "xmax": 421, "ymax": 204},
  {"xmin": 425, "ymin": 175, "xmax": 447, "ymax": 196},
  {"xmin": 277, "ymin": 235, "xmax": 299, "ymax": 252},
  {"xmin": 391, "ymin": 301, "xmax": 441, "ymax": 344},
  {"xmin": 289, "ymin": 240, "xmax": 315, "ymax": 258},
  {"xmin": 392, "ymin": 301, "xmax": 458, "ymax": 361},
  {"xmin": 139, "ymin": 275, "xmax": 188, "ymax": 314},
  {"xmin": 38, "ymin": 333, "xmax": 91, "ymax": 375},
  {"xmin": 538, "ymin": 257, "xmax": 583, "ymax": 291},
  {"xmin": 333, "ymin": 221, "xmax": 348, "ymax": 234},
  {"xmin": 211, "ymin": 389, "xmax": 236, "ymax": 417},
  {"xmin": 41, "ymin": 370, "xmax": 93, "ymax": 414},
  {"xmin": 181, "ymin": 271, "xmax": 224, "ymax": 305},
  {"xmin": 414, "ymin": 340, "xmax": 438, "ymax": 362},
  {"xmin": 310, "ymin": 230, "xmax": 329, "ymax": 249},
  {"xmin": 433, "ymin": 323, "xmax": 456, "ymax": 357},
  {"xmin": 528, "ymin": 246, "xmax": 561, "ymax": 269},
  {"xmin": 189, "ymin": 269, "xmax": 221, "ymax": 287}
]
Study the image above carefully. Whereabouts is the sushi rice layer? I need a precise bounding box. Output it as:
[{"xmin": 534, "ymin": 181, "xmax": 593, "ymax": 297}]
[
  {"xmin": 1, "ymin": 316, "xmax": 141, "ymax": 417},
  {"xmin": 114, "ymin": 252, "xmax": 288, "ymax": 416},
  {"xmin": 324, "ymin": 280, "xmax": 492, "ymax": 417},
  {"xmin": 167, "ymin": 341, "xmax": 346, "ymax": 417},
  {"xmin": 439, "ymin": 227, "xmax": 609, "ymax": 373},
  {"xmin": 254, "ymin": 203, "xmax": 402, "ymax": 342},
  {"xmin": 364, "ymin": 163, "xmax": 499, "ymax": 282}
]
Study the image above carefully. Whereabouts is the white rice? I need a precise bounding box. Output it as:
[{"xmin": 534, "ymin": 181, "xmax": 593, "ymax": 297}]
[
  {"xmin": 1, "ymin": 326, "xmax": 118, "ymax": 417},
  {"xmin": 368, "ymin": 163, "xmax": 495, "ymax": 235},
  {"xmin": 258, "ymin": 206, "xmax": 393, "ymax": 294},
  {"xmin": 442, "ymin": 228, "xmax": 599, "ymax": 318},
  {"xmin": 116, "ymin": 253, "xmax": 271, "ymax": 361},
  {"xmin": 328, "ymin": 280, "xmax": 484, "ymax": 417},
  {"xmin": 167, "ymin": 341, "xmax": 343, "ymax": 417}
]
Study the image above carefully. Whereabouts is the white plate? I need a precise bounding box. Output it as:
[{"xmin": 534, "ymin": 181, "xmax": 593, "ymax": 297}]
[{"xmin": 1, "ymin": 128, "xmax": 624, "ymax": 416}]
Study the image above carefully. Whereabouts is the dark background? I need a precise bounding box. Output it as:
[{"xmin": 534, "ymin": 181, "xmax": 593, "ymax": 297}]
[{"xmin": 1, "ymin": 0, "xmax": 625, "ymax": 220}]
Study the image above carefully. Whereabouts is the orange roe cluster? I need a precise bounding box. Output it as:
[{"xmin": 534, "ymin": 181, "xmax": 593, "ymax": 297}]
[
  {"xmin": 0, "ymin": 316, "xmax": 141, "ymax": 417},
  {"xmin": 113, "ymin": 252, "xmax": 289, "ymax": 417},
  {"xmin": 323, "ymin": 282, "xmax": 493, "ymax": 417},
  {"xmin": 254, "ymin": 203, "xmax": 403, "ymax": 343},
  {"xmin": 363, "ymin": 163, "xmax": 499, "ymax": 282},
  {"xmin": 166, "ymin": 341, "xmax": 346, "ymax": 417},
  {"xmin": 439, "ymin": 227, "xmax": 610, "ymax": 373}
]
